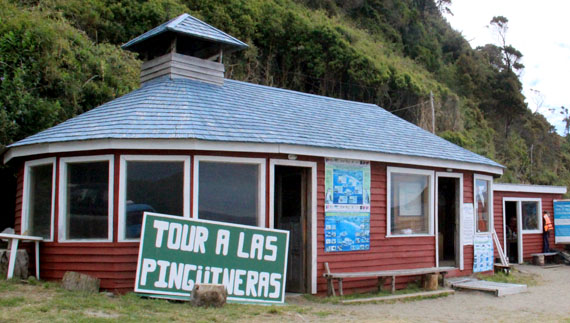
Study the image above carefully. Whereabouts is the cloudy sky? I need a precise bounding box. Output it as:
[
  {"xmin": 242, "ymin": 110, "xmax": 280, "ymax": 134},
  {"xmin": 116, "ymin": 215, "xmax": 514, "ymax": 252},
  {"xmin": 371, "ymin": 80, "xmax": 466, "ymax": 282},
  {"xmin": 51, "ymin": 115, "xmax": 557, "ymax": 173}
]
[{"xmin": 446, "ymin": 1, "xmax": 570, "ymax": 134}]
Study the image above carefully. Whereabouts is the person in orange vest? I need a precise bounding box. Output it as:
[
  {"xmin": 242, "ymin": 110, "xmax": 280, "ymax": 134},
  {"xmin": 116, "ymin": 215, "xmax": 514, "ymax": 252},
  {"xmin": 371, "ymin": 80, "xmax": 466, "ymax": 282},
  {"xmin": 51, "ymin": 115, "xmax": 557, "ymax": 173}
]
[{"xmin": 543, "ymin": 211, "xmax": 554, "ymax": 253}]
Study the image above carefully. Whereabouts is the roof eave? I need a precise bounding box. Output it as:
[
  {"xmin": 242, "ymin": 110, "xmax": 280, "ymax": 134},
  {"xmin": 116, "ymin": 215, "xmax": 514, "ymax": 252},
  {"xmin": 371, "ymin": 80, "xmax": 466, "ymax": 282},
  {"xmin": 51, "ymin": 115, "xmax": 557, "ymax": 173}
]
[{"xmin": 3, "ymin": 138, "xmax": 504, "ymax": 176}]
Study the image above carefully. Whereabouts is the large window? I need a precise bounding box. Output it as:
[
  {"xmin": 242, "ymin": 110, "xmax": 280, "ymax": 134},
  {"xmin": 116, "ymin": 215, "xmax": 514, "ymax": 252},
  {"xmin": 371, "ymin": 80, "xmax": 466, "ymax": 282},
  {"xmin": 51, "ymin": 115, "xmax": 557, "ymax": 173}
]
[
  {"xmin": 118, "ymin": 155, "xmax": 190, "ymax": 241},
  {"xmin": 193, "ymin": 156, "xmax": 265, "ymax": 227},
  {"xmin": 22, "ymin": 158, "xmax": 56, "ymax": 240},
  {"xmin": 387, "ymin": 167, "xmax": 434, "ymax": 236},
  {"xmin": 474, "ymin": 175, "xmax": 493, "ymax": 233},
  {"xmin": 59, "ymin": 156, "xmax": 113, "ymax": 241}
]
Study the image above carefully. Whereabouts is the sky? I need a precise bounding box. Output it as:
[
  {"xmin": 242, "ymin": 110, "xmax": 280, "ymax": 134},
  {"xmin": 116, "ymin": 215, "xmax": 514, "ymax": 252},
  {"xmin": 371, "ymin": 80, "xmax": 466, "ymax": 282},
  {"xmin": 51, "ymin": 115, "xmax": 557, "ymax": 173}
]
[{"xmin": 446, "ymin": 1, "xmax": 570, "ymax": 134}]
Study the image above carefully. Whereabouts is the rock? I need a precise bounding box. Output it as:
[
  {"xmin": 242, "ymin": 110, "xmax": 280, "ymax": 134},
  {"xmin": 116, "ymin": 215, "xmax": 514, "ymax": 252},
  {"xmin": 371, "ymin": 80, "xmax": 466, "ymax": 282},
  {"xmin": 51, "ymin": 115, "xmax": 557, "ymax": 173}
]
[
  {"xmin": 191, "ymin": 284, "xmax": 227, "ymax": 308},
  {"xmin": 0, "ymin": 250, "xmax": 29, "ymax": 279},
  {"xmin": 62, "ymin": 271, "xmax": 100, "ymax": 293},
  {"xmin": 101, "ymin": 292, "xmax": 115, "ymax": 298}
]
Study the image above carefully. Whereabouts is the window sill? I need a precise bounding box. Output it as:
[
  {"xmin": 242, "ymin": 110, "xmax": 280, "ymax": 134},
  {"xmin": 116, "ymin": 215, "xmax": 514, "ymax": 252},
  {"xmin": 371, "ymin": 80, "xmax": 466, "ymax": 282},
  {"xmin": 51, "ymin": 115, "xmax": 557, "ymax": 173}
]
[
  {"xmin": 58, "ymin": 239, "xmax": 113, "ymax": 243},
  {"xmin": 386, "ymin": 234, "xmax": 434, "ymax": 238},
  {"xmin": 522, "ymin": 230, "xmax": 542, "ymax": 234}
]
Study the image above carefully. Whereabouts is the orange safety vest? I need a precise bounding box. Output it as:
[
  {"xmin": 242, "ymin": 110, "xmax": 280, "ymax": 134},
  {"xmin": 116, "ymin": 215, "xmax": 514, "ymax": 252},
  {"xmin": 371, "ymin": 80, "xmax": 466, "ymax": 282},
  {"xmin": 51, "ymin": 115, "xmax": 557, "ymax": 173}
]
[{"xmin": 544, "ymin": 214, "xmax": 553, "ymax": 232}]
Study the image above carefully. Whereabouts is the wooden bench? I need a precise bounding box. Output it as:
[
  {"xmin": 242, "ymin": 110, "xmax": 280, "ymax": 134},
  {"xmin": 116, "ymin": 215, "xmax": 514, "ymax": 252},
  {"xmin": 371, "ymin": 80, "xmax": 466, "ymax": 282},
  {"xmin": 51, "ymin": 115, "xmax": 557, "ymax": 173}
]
[
  {"xmin": 531, "ymin": 252, "xmax": 558, "ymax": 266},
  {"xmin": 323, "ymin": 262, "xmax": 454, "ymax": 296},
  {"xmin": 494, "ymin": 263, "xmax": 511, "ymax": 275}
]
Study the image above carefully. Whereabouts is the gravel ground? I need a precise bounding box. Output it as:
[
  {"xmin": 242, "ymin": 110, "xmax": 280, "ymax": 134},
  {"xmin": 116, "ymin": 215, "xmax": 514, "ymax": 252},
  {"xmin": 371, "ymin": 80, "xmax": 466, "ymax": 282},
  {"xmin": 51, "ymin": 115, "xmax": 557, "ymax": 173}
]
[{"xmin": 281, "ymin": 264, "xmax": 570, "ymax": 323}]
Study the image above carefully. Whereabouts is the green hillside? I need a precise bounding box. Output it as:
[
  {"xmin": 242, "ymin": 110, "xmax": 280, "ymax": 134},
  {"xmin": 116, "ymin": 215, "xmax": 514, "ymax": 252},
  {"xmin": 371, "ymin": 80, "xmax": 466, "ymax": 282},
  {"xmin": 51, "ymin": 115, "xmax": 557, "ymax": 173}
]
[{"xmin": 1, "ymin": 0, "xmax": 569, "ymax": 224}]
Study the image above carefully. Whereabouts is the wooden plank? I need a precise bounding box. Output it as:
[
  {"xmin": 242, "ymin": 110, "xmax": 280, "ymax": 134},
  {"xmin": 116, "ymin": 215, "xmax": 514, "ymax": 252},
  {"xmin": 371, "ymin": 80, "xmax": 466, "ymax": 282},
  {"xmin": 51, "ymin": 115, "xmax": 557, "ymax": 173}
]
[
  {"xmin": 452, "ymin": 280, "xmax": 527, "ymax": 297},
  {"xmin": 493, "ymin": 230, "xmax": 509, "ymax": 266},
  {"xmin": 341, "ymin": 289, "xmax": 455, "ymax": 304}
]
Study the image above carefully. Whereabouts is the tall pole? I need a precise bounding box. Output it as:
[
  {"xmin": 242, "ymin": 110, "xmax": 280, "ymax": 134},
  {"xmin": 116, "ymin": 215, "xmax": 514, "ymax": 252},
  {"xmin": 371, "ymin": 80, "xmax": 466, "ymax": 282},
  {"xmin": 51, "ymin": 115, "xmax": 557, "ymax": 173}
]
[{"xmin": 430, "ymin": 91, "xmax": 435, "ymax": 134}]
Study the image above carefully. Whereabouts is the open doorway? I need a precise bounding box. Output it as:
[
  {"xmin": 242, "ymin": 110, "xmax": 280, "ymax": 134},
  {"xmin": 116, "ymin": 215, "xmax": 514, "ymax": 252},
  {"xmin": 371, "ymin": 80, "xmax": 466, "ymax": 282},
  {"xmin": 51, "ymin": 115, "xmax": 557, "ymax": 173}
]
[
  {"xmin": 504, "ymin": 201, "xmax": 519, "ymax": 263},
  {"xmin": 274, "ymin": 165, "xmax": 310, "ymax": 293},
  {"xmin": 437, "ymin": 176, "xmax": 460, "ymax": 268}
]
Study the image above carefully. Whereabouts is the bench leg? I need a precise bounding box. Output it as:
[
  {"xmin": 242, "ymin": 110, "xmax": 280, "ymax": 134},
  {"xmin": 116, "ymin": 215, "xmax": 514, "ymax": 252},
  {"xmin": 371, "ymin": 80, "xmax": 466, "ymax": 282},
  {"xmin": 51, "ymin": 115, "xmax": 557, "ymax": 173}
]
[
  {"xmin": 391, "ymin": 276, "xmax": 396, "ymax": 294},
  {"xmin": 440, "ymin": 272, "xmax": 446, "ymax": 287},
  {"xmin": 338, "ymin": 279, "xmax": 343, "ymax": 297},
  {"xmin": 326, "ymin": 278, "xmax": 336, "ymax": 297},
  {"xmin": 7, "ymin": 239, "xmax": 19, "ymax": 279},
  {"xmin": 378, "ymin": 277, "xmax": 386, "ymax": 292}
]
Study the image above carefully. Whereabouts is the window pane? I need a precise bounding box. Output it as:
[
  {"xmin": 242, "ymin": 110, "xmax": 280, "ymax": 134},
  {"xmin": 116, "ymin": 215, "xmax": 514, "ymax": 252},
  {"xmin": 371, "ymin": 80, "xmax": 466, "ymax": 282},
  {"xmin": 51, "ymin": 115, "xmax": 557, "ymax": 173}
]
[
  {"xmin": 125, "ymin": 161, "xmax": 184, "ymax": 239},
  {"xmin": 522, "ymin": 201, "xmax": 539, "ymax": 230},
  {"xmin": 391, "ymin": 173, "xmax": 430, "ymax": 235},
  {"xmin": 198, "ymin": 162, "xmax": 259, "ymax": 226},
  {"xmin": 67, "ymin": 162, "xmax": 109, "ymax": 239},
  {"xmin": 475, "ymin": 179, "xmax": 490, "ymax": 232},
  {"xmin": 28, "ymin": 164, "xmax": 53, "ymax": 239}
]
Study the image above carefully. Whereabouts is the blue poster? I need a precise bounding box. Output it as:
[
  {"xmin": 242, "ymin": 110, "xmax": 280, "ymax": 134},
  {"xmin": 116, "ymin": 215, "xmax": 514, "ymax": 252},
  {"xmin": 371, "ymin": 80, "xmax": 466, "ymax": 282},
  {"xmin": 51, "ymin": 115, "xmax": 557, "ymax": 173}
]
[
  {"xmin": 333, "ymin": 169, "xmax": 364, "ymax": 205},
  {"xmin": 324, "ymin": 213, "xmax": 370, "ymax": 252},
  {"xmin": 554, "ymin": 200, "xmax": 570, "ymax": 244},
  {"xmin": 324, "ymin": 158, "xmax": 371, "ymax": 252},
  {"xmin": 473, "ymin": 233, "xmax": 493, "ymax": 272}
]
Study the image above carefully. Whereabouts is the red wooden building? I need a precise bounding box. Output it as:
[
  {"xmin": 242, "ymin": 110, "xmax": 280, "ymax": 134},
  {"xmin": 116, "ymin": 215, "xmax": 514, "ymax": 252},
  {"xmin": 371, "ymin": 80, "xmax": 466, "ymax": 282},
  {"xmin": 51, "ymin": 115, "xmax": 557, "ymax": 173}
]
[
  {"xmin": 493, "ymin": 184, "xmax": 566, "ymax": 264},
  {"xmin": 3, "ymin": 14, "xmax": 549, "ymax": 295}
]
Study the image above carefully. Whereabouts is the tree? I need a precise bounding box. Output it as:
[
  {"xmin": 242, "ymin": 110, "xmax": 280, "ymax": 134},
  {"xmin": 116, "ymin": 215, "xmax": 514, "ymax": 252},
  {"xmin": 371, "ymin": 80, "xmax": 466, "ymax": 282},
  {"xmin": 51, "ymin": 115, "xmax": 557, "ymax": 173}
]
[{"xmin": 489, "ymin": 16, "xmax": 524, "ymax": 72}]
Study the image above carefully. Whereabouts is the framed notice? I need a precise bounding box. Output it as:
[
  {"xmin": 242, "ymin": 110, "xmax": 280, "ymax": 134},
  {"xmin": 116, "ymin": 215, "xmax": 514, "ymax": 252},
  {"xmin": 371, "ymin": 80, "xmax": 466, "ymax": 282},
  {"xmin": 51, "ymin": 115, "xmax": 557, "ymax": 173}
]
[
  {"xmin": 554, "ymin": 200, "xmax": 570, "ymax": 244},
  {"xmin": 399, "ymin": 182, "xmax": 423, "ymax": 216},
  {"xmin": 473, "ymin": 233, "xmax": 493, "ymax": 272}
]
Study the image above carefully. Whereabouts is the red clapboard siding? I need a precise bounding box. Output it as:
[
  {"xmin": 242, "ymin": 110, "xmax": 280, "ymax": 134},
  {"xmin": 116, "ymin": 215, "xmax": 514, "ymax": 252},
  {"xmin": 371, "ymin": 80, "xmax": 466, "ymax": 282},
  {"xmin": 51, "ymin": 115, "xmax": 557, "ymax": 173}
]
[
  {"xmin": 316, "ymin": 162, "xmax": 440, "ymax": 294},
  {"xmin": 16, "ymin": 149, "xmax": 492, "ymax": 294},
  {"xmin": 14, "ymin": 163, "xmax": 24, "ymax": 233},
  {"xmin": 493, "ymin": 191, "xmax": 563, "ymax": 261}
]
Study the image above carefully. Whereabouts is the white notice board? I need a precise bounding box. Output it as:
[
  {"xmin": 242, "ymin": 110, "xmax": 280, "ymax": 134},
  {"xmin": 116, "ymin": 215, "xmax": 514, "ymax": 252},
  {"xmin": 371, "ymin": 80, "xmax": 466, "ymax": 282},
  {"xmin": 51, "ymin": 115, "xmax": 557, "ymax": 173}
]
[{"xmin": 462, "ymin": 203, "xmax": 475, "ymax": 246}]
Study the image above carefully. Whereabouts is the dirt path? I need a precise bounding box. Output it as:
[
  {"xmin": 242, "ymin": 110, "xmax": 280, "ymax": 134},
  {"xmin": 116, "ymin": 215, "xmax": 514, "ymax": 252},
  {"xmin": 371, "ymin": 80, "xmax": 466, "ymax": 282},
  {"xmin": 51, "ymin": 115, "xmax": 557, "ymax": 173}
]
[{"xmin": 277, "ymin": 264, "xmax": 570, "ymax": 322}]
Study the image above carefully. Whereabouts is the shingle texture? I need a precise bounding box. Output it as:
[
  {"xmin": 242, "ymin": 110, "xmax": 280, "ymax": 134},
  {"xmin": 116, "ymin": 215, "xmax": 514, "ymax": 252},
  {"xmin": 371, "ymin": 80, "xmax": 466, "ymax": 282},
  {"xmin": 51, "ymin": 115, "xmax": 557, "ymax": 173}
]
[
  {"xmin": 10, "ymin": 77, "xmax": 502, "ymax": 168},
  {"xmin": 122, "ymin": 14, "xmax": 248, "ymax": 50}
]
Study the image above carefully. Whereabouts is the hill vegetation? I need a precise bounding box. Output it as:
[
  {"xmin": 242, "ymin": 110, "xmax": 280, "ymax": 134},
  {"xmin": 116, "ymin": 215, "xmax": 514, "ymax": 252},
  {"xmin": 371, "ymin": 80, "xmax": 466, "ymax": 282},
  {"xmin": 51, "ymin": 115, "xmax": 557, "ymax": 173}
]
[{"xmin": 1, "ymin": 0, "xmax": 569, "ymax": 225}]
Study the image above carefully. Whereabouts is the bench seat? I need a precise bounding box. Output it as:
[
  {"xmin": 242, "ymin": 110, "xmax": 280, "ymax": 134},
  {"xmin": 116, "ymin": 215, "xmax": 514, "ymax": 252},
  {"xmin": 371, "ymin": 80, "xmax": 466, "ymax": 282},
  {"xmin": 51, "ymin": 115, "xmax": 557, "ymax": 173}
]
[{"xmin": 323, "ymin": 263, "xmax": 455, "ymax": 296}]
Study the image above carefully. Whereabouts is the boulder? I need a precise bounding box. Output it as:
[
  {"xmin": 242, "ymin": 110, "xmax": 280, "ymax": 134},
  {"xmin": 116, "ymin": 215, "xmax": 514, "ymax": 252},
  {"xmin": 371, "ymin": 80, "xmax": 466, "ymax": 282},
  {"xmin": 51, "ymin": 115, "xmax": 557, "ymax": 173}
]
[
  {"xmin": 0, "ymin": 250, "xmax": 29, "ymax": 279},
  {"xmin": 62, "ymin": 271, "xmax": 100, "ymax": 293},
  {"xmin": 191, "ymin": 284, "xmax": 227, "ymax": 308}
]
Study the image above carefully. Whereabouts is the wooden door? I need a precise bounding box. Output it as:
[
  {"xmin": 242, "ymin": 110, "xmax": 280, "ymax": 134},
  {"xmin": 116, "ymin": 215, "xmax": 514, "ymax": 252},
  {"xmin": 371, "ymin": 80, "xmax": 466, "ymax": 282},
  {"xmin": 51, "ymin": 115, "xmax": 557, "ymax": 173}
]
[{"xmin": 275, "ymin": 166, "xmax": 307, "ymax": 293}]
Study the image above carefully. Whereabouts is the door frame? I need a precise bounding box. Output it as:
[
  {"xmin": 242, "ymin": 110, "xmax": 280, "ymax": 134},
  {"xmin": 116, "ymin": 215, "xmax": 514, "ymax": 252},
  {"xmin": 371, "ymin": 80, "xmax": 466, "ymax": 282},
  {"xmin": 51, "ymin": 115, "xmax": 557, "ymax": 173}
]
[
  {"xmin": 435, "ymin": 172, "xmax": 464, "ymax": 270},
  {"xmin": 502, "ymin": 197, "xmax": 542, "ymax": 264},
  {"xmin": 269, "ymin": 159, "xmax": 317, "ymax": 294}
]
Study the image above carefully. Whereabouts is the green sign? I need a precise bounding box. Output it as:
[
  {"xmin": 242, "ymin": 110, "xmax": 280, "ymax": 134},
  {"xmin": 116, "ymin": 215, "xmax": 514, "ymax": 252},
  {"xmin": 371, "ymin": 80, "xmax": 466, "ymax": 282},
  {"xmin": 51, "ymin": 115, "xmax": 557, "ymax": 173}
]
[{"xmin": 134, "ymin": 213, "xmax": 290, "ymax": 304}]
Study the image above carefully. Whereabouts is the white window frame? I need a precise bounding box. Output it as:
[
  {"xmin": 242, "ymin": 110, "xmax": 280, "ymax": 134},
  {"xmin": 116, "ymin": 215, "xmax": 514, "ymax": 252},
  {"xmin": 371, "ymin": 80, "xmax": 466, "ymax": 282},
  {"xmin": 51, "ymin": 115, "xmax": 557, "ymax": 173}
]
[
  {"xmin": 58, "ymin": 155, "xmax": 114, "ymax": 242},
  {"xmin": 502, "ymin": 197, "xmax": 542, "ymax": 264},
  {"xmin": 118, "ymin": 155, "xmax": 191, "ymax": 242},
  {"xmin": 387, "ymin": 167, "xmax": 435, "ymax": 237},
  {"xmin": 435, "ymin": 172, "xmax": 464, "ymax": 270},
  {"xmin": 473, "ymin": 174, "xmax": 494, "ymax": 233},
  {"xmin": 22, "ymin": 157, "xmax": 57, "ymax": 241},
  {"xmin": 193, "ymin": 156, "xmax": 266, "ymax": 227},
  {"xmin": 269, "ymin": 159, "xmax": 318, "ymax": 294}
]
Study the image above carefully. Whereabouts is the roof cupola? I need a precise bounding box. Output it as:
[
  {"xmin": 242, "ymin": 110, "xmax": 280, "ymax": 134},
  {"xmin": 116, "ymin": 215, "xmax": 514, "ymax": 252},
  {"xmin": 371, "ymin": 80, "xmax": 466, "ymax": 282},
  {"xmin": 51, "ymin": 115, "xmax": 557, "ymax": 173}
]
[{"xmin": 122, "ymin": 13, "xmax": 248, "ymax": 85}]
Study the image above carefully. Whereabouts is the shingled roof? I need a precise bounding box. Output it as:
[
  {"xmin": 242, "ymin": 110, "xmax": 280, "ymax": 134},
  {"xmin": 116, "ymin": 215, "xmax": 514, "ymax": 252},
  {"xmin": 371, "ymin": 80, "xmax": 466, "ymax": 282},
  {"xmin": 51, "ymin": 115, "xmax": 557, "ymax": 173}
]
[
  {"xmin": 122, "ymin": 13, "xmax": 248, "ymax": 51},
  {"xmin": 8, "ymin": 76, "xmax": 503, "ymax": 171}
]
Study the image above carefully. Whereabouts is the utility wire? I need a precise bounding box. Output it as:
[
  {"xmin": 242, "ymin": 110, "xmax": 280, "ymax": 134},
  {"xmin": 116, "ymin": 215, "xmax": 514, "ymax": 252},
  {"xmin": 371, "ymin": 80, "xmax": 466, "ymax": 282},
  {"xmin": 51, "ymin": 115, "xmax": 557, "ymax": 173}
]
[{"xmin": 389, "ymin": 100, "xmax": 430, "ymax": 113}]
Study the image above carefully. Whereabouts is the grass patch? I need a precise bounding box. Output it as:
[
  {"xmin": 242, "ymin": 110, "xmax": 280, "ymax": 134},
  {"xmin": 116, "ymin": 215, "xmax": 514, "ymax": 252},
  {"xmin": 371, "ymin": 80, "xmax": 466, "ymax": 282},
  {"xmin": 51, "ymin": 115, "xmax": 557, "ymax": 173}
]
[
  {"xmin": 303, "ymin": 282, "xmax": 438, "ymax": 304},
  {"xmin": 477, "ymin": 269, "xmax": 538, "ymax": 286},
  {"xmin": 0, "ymin": 296, "xmax": 25, "ymax": 307},
  {"xmin": 0, "ymin": 279, "xmax": 332, "ymax": 322}
]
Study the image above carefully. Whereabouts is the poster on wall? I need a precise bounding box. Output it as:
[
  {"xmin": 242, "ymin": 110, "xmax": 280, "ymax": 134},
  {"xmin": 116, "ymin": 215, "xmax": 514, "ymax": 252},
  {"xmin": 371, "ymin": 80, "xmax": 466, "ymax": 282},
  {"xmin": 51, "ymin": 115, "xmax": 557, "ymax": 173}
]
[
  {"xmin": 473, "ymin": 233, "xmax": 493, "ymax": 272},
  {"xmin": 462, "ymin": 203, "xmax": 475, "ymax": 245},
  {"xmin": 324, "ymin": 159, "xmax": 370, "ymax": 252},
  {"xmin": 553, "ymin": 200, "xmax": 570, "ymax": 244},
  {"xmin": 324, "ymin": 212, "xmax": 370, "ymax": 252}
]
